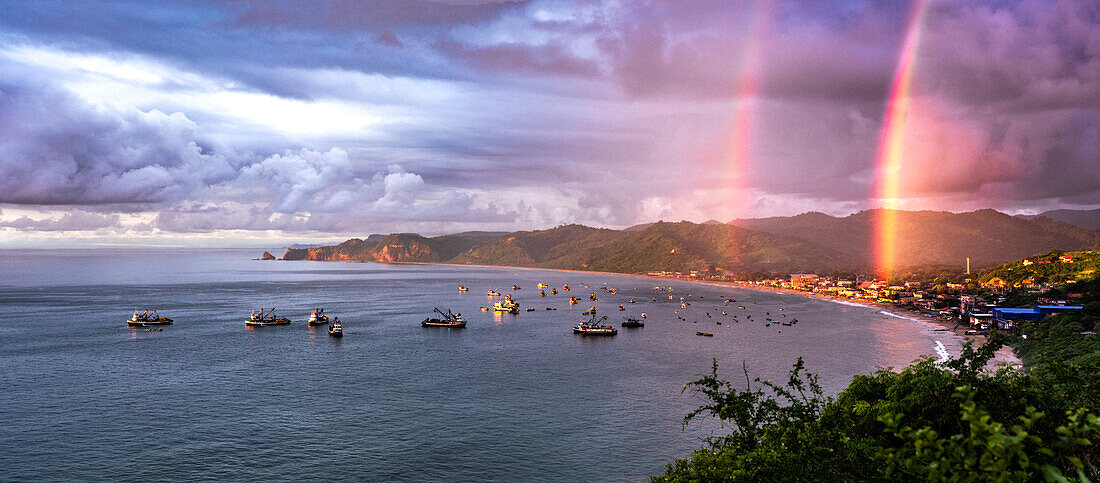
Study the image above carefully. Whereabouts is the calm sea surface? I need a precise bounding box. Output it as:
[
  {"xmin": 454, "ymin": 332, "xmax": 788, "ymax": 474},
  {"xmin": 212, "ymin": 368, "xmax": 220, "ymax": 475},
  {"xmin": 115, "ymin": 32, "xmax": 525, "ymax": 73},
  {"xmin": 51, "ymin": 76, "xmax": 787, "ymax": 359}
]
[{"xmin": 0, "ymin": 249, "xmax": 964, "ymax": 481}]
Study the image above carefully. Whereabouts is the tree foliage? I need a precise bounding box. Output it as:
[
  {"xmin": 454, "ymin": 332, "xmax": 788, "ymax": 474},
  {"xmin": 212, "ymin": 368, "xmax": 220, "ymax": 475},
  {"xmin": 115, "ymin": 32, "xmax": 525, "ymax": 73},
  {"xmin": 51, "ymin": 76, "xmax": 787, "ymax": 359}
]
[{"xmin": 656, "ymin": 339, "xmax": 1100, "ymax": 482}]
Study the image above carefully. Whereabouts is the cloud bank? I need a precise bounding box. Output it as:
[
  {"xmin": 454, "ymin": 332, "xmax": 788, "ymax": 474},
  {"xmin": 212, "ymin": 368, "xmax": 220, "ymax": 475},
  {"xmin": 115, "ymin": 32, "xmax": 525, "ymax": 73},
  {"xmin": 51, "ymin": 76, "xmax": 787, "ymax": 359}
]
[{"xmin": 0, "ymin": 0, "xmax": 1097, "ymax": 244}]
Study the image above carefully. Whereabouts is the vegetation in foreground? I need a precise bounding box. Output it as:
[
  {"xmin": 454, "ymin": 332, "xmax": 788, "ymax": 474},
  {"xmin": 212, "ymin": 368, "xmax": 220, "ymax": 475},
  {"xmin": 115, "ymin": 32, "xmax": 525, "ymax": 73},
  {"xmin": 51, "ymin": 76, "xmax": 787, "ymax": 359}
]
[{"xmin": 656, "ymin": 338, "xmax": 1100, "ymax": 481}]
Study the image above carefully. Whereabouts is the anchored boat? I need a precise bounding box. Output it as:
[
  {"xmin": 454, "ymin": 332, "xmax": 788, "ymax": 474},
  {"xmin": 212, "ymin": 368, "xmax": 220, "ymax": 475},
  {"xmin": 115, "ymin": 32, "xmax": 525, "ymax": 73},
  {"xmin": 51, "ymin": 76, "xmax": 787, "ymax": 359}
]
[
  {"xmin": 422, "ymin": 308, "xmax": 467, "ymax": 328},
  {"xmin": 573, "ymin": 315, "xmax": 617, "ymax": 336},
  {"xmin": 246, "ymin": 308, "xmax": 290, "ymax": 327},
  {"xmin": 493, "ymin": 294, "xmax": 519, "ymax": 313},
  {"xmin": 307, "ymin": 308, "xmax": 329, "ymax": 326},
  {"xmin": 622, "ymin": 317, "xmax": 644, "ymax": 328},
  {"xmin": 127, "ymin": 310, "xmax": 173, "ymax": 327},
  {"xmin": 328, "ymin": 318, "xmax": 344, "ymax": 337}
]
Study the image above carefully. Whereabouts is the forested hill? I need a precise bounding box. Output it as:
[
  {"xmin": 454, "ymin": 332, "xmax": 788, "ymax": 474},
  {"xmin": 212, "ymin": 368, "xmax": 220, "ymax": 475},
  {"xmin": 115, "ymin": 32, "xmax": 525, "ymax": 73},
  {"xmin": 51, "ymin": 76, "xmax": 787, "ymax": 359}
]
[
  {"xmin": 729, "ymin": 208, "xmax": 1099, "ymax": 268},
  {"xmin": 283, "ymin": 209, "xmax": 1100, "ymax": 274}
]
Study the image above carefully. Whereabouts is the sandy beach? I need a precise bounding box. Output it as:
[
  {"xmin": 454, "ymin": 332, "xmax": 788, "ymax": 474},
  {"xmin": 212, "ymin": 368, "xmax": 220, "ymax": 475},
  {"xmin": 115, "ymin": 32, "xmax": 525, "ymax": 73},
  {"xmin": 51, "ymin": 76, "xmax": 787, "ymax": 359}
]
[{"xmin": 695, "ymin": 279, "xmax": 1022, "ymax": 368}]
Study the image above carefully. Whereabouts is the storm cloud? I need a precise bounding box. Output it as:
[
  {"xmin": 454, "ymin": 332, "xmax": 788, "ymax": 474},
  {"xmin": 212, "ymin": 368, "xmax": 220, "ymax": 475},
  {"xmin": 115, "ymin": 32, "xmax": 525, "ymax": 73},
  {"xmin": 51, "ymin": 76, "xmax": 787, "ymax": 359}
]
[{"xmin": 0, "ymin": 0, "xmax": 1098, "ymax": 245}]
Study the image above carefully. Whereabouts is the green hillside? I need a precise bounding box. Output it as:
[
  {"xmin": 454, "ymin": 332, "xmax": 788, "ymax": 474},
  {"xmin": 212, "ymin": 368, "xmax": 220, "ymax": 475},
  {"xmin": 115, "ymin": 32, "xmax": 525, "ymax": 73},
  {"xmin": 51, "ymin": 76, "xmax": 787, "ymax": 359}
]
[
  {"xmin": 979, "ymin": 250, "xmax": 1100, "ymax": 286},
  {"xmin": 285, "ymin": 209, "xmax": 1100, "ymax": 275},
  {"xmin": 731, "ymin": 209, "xmax": 1100, "ymax": 269}
]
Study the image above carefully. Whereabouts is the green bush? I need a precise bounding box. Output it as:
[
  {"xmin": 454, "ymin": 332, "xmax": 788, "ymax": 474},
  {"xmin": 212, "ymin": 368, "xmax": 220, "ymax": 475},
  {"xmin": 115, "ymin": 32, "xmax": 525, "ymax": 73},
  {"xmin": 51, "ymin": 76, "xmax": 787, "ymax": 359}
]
[{"xmin": 656, "ymin": 339, "xmax": 1100, "ymax": 482}]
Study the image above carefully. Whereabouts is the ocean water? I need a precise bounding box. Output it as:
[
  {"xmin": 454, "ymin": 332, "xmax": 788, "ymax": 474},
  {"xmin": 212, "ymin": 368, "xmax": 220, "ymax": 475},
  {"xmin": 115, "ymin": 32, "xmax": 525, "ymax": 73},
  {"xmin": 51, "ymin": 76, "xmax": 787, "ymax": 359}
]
[{"xmin": 0, "ymin": 249, "xmax": 964, "ymax": 481}]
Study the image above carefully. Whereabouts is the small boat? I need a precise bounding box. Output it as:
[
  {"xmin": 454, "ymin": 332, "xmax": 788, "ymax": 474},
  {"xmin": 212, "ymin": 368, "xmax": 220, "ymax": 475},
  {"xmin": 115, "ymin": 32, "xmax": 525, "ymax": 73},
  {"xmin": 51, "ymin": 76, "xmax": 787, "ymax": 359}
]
[
  {"xmin": 246, "ymin": 308, "xmax": 290, "ymax": 327},
  {"xmin": 618, "ymin": 304, "xmax": 625, "ymax": 311},
  {"xmin": 589, "ymin": 293, "xmax": 598, "ymax": 301},
  {"xmin": 573, "ymin": 315, "xmax": 617, "ymax": 336},
  {"xmin": 493, "ymin": 302, "xmax": 519, "ymax": 314},
  {"xmin": 458, "ymin": 285, "xmax": 469, "ymax": 292},
  {"xmin": 422, "ymin": 308, "xmax": 467, "ymax": 328},
  {"xmin": 540, "ymin": 290, "xmax": 546, "ymax": 297},
  {"xmin": 537, "ymin": 283, "xmax": 549, "ymax": 288},
  {"xmin": 562, "ymin": 284, "xmax": 570, "ymax": 291},
  {"xmin": 526, "ymin": 308, "xmax": 535, "ymax": 312},
  {"xmin": 696, "ymin": 332, "xmax": 714, "ymax": 337},
  {"xmin": 487, "ymin": 290, "xmax": 501, "ymax": 297},
  {"xmin": 512, "ymin": 285, "xmax": 521, "ymax": 290},
  {"xmin": 127, "ymin": 309, "xmax": 173, "ymax": 327},
  {"xmin": 328, "ymin": 318, "xmax": 343, "ymax": 337},
  {"xmin": 480, "ymin": 307, "xmax": 490, "ymax": 311},
  {"xmin": 551, "ymin": 288, "xmax": 558, "ymax": 295},
  {"xmin": 546, "ymin": 307, "xmax": 557, "ymax": 311},
  {"xmin": 307, "ymin": 308, "xmax": 329, "ymax": 326},
  {"xmin": 493, "ymin": 295, "xmax": 519, "ymax": 313},
  {"xmin": 569, "ymin": 297, "xmax": 579, "ymax": 305},
  {"xmin": 622, "ymin": 317, "xmax": 644, "ymax": 328}
]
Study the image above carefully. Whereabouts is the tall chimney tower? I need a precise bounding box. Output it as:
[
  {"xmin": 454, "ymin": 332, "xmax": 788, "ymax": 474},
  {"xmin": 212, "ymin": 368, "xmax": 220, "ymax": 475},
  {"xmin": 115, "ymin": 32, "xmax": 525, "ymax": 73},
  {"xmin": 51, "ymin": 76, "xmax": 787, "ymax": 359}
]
[{"xmin": 966, "ymin": 257, "xmax": 970, "ymax": 275}]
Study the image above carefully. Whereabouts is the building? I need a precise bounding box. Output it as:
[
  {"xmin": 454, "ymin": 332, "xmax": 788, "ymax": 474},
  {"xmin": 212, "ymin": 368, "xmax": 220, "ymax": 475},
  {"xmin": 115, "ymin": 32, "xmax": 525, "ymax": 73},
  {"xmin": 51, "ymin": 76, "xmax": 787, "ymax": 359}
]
[
  {"xmin": 789, "ymin": 273, "xmax": 819, "ymax": 289},
  {"xmin": 991, "ymin": 305, "xmax": 1084, "ymax": 332}
]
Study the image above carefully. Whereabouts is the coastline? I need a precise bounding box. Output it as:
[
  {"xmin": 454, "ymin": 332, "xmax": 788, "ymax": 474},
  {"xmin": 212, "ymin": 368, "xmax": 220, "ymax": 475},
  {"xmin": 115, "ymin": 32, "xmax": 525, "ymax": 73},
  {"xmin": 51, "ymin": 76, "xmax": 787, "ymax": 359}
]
[
  {"xmin": 709, "ymin": 281, "xmax": 1022, "ymax": 367},
  {"xmin": 277, "ymin": 257, "xmax": 1022, "ymax": 367}
]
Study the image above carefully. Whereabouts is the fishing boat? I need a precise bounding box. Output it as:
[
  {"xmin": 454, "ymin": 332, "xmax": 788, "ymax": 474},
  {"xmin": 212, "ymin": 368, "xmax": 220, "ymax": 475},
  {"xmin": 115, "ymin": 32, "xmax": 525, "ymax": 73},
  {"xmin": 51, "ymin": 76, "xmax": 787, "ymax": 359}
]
[
  {"xmin": 696, "ymin": 332, "xmax": 714, "ymax": 337},
  {"xmin": 127, "ymin": 309, "xmax": 173, "ymax": 327},
  {"xmin": 307, "ymin": 308, "xmax": 329, "ymax": 326},
  {"xmin": 422, "ymin": 308, "xmax": 467, "ymax": 328},
  {"xmin": 622, "ymin": 317, "xmax": 644, "ymax": 328},
  {"xmin": 569, "ymin": 296, "xmax": 579, "ymax": 305},
  {"xmin": 246, "ymin": 308, "xmax": 290, "ymax": 327},
  {"xmin": 487, "ymin": 290, "xmax": 501, "ymax": 297},
  {"xmin": 328, "ymin": 318, "xmax": 343, "ymax": 337},
  {"xmin": 573, "ymin": 315, "xmax": 617, "ymax": 336},
  {"xmin": 458, "ymin": 285, "xmax": 469, "ymax": 292},
  {"xmin": 493, "ymin": 295, "xmax": 519, "ymax": 313}
]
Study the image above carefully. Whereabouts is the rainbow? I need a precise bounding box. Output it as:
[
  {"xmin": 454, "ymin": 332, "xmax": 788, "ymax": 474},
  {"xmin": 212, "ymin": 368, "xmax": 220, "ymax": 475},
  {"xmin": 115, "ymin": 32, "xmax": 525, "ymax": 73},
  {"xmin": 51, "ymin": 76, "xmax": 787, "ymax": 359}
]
[
  {"xmin": 872, "ymin": 0, "xmax": 929, "ymax": 280},
  {"xmin": 722, "ymin": 0, "xmax": 773, "ymax": 221}
]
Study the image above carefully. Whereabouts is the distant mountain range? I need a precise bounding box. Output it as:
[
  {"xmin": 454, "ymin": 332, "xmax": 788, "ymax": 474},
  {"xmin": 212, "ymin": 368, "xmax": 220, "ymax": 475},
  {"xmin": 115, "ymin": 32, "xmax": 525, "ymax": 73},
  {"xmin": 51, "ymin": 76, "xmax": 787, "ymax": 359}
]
[
  {"xmin": 1018, "ymin": 208, "xmax": 1100, "ymax": 231},
  {"xmin": 282, "ymin": 209, "xmax": 1100, "ymax": 275}
]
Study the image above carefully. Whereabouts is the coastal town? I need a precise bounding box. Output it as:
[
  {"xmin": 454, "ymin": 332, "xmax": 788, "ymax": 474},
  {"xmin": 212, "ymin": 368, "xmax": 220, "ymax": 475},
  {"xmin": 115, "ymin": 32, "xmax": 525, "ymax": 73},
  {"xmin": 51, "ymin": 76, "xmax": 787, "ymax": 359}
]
[{"xmin": 648, "ymin": 249, "xmax": 1097, "ymax": 335}]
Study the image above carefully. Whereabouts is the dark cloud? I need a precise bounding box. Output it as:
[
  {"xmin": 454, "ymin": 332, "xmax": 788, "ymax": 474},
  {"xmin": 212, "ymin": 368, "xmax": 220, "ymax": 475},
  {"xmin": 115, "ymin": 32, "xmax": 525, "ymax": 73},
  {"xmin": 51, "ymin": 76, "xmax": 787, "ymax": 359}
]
[
  {"xmin": 226, "ymin": 0, "xmax": 522, "ymax": 32},
  {"xmin": 0, "ymin": 76, "xmax": 236, "ymax": 205},
  {"xmin": 435, "ymin": 40, "xmax": 599, "ymax": 77},
  {"xmin": 0, "ymin": 0, "xmax": 1098, "ymax": 241}
]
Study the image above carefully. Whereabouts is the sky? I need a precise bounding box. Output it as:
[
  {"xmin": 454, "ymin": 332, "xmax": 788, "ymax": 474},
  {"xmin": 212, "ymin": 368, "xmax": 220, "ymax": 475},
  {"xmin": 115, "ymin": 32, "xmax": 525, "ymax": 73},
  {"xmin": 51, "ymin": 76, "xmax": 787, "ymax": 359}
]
[{"xmin": 0, "ymin": 0, "xmax": 1098, "ymax": 247}]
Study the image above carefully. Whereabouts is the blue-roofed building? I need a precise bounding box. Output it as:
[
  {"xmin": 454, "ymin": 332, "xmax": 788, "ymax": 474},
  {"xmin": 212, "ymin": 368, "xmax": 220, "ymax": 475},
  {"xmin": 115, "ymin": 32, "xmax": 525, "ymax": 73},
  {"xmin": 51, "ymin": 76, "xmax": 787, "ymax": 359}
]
[{"xmin": 991, "ymin": 305, "xmax": 1084, "ymax": 331}]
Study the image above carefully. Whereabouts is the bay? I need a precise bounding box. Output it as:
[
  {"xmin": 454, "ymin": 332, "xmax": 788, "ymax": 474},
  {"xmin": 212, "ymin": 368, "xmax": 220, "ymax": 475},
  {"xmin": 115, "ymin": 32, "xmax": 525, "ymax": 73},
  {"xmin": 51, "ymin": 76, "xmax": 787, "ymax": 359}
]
[{"xmin": 0, "ymin": 249, "xmax": 962, "ymax": 481}]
